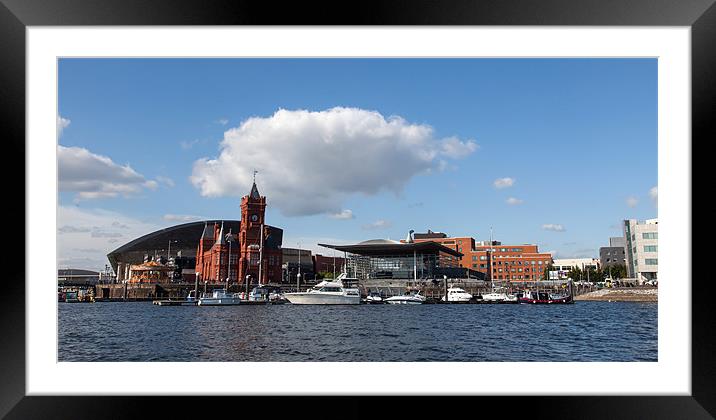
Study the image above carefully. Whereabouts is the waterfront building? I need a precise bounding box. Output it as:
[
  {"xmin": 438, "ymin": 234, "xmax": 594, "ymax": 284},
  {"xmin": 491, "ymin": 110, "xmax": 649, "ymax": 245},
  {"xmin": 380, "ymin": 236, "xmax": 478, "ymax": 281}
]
[
  {"xmin": 551, "ymin": 258, "xmax": 600, "ymax": 280},
  {"xmin": 624, "ymin": 218, "xmax": 658, "ymax": 281},
  {"xmin": 195, "ymin": 181, "xmax": 283, "ymax": 284},
  {"xmin": 600, "ymin": 236, "xmax": 627, "ymax": 268},
  {"xmin": 318, "ymin": 234, "xmax": 482, "ymax": 281},
  {"xmin": 313, "ymin": 253, "xmax": 346, "ymax": 276},
  {"xmin": 57, "ymin": 268, "xmax": 100, "ymax": 285},
  {"xmin": 410, "ymin": 231, "xmax": 552, "ymax": 282}
]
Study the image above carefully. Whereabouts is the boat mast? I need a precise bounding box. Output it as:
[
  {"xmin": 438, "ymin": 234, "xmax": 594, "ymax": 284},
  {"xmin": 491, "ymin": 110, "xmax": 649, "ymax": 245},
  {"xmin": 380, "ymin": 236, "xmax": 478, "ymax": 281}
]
[{"xmin": 489, "ymin": 227, "xmax": 494, "ymax": 293}]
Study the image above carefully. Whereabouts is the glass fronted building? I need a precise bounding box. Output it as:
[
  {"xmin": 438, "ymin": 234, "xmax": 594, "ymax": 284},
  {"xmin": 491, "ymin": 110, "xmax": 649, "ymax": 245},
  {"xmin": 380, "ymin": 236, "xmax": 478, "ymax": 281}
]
[{"xmin": 317, "ymin": 239, "xmax": 485, "ymax": 280}]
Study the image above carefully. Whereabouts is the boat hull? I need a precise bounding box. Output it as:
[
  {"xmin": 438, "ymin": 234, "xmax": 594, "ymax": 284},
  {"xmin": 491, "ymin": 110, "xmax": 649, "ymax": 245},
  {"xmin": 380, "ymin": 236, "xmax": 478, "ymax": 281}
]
[
  {"xmin": 385, "ymin": 298, "xmax": 424, "ymax": 305},
  {"xmin": 517, "ymin": 296, "xmax": 573, "ymax": 304},
  {"xmin": 198, "ymin": 297, "xmax": 242, "ymax": 306},
  {"xmin": 284, "ymin": 293, "xmax": 361, "ymax": 305}
]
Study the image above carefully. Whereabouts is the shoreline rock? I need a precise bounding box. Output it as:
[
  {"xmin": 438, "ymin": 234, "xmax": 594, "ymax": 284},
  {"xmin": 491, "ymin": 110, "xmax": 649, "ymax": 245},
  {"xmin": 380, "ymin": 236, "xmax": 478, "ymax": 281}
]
[{"xmin": 575, "ymin": 288, "xmax": 657, "ymax": 302}]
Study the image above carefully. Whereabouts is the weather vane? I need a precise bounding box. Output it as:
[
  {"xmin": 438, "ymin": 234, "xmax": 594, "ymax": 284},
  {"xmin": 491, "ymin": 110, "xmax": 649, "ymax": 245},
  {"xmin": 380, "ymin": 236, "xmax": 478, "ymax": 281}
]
[{"xmin": 253, "ymin": 169, "xmax": 258, "ymax": 183}]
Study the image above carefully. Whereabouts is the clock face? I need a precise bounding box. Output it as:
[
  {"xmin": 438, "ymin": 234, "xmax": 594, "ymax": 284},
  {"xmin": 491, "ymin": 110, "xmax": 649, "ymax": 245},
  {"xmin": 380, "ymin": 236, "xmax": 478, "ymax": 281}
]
[{"xmin": 251, "ymin": 214, "xmax": 258, "ymax": 222}]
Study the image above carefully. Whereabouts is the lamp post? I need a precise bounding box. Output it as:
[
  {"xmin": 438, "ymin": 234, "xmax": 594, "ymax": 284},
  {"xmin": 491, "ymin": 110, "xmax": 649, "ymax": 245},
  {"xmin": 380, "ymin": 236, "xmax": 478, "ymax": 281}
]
[
  {"xmin": 245, "ymin": 274, "xmax": 250, "ymax": 298},
  {"xmin": 297, "ymin": 242, "xmax": 301, "ymax": 290},
  {"xmin": 226, "ymin": 232, "xmax": 232, "ymax": 292},
  {"xmin": 167, "ymin": 239, "xmax": 178, "ymax": 260},
  {"xmin": 194, "ymin": 272, "xmax": 199, "ymax": 302}
]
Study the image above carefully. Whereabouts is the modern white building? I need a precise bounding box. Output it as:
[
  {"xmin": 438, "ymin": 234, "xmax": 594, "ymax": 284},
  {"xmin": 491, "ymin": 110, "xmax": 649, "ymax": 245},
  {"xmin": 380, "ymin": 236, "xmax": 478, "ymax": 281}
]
[
  {"xmin": 624, "ymin": 218, "xmax": 658, "ymax": 281},
  {"xmin": 550, "ymin": 258, "xmax": 600, "ymax": 280}
]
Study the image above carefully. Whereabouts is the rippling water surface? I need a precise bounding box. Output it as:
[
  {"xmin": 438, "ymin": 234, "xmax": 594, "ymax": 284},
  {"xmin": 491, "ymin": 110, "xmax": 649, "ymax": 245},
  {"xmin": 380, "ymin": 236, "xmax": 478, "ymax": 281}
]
[{"xmin": 59, "ymin": 301, "xmax": 657, "ymax": 362}]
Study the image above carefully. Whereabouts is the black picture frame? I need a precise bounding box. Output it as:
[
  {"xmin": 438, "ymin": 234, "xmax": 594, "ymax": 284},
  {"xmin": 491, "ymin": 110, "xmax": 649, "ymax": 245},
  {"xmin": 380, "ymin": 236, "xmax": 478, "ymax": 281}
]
[{"xmin": 1, "ymin": 0, "xmax": 712, "ymax": 418}]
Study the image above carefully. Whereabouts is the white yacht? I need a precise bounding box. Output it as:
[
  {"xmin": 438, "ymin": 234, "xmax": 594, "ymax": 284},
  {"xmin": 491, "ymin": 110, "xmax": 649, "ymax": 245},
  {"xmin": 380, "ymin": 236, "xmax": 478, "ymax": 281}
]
[
  {"xmin": 197, "ymin": 288, "xmax": 242, "ymax": 306},
  {"xmin": 441, "ymin": 287, "xmax": 473, "ymax": 302},
  {"xmin": 482, "ymin": 289, "xmax": 518, "ymax": 303},
  {"xmin": 283, "ymin": 274, "xmax": 361, "ymax": 305},
  {"xmin": 385, "ymin": 290, "xmax": 426, "ymax": 305}
]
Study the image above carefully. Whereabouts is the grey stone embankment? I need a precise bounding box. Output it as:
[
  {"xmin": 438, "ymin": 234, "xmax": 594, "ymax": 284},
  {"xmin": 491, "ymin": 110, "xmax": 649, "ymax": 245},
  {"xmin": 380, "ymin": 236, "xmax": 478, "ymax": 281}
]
[{"xmin": 575, "ymin": 287, "xmax": 657, "ymax": 302}]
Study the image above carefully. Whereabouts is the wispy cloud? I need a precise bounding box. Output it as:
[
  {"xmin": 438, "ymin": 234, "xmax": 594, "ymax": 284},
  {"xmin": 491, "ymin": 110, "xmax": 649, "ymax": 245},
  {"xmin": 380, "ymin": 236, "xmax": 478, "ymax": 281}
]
[
  {"xmin": 649, "ymin": 186, "xmax": 657, "ymax": 206},
  {"xmin": 626, "ymin": 196, "xmax": 638, "ymax": 208},
  {"xmin": 328, "ymin": 209, "xmax": 354, "ymax": 220},
  {"xmin": 216, "ymin": 118, "xmax": 229, "ymax": 126},
  {"xmin": 542, "ymin": 224, "xmax": 566, "ymax": 232},
  {"xmin": 57, "ymin": 115, "xmax": 71, "ymax": 138},
  {"xmin": 163, "ymin": 214, "xmax": 205, "ymax": 222},
  {"xmin": 156, "ymin": 176, "xmax": 175, "ymax": 188},
  {"xmin": 363, "ymin": 219, "xmax": 392, "ymax": 230},
  {"xmin": 58, "ymin": 145, "xmax": 157, "ymax": 200},
  {"xmin": 493, "ymin": 177, "xmax": 515, "ymax": 189},
  {"xmin": 506, "ymin": 197, "xmax": 523, "ymax": 205},
  {"xmin": 180, "ymin": 139, "xmax": 204, "ymax": 150}
]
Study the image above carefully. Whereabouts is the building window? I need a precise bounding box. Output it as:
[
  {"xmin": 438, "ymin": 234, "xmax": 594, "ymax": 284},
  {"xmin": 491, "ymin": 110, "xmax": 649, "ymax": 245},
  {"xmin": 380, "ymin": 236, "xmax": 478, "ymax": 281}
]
[
  {"xmin": 480, "ymin": 256, "xmax": 486, "ymax": 261},
  {"xmin": 645, "ymin": 258, "xmax": 658, "ymax": 265},
  {"xmin": 644, "ymin": 245, "xmax": 657, "ymax": 252},
  {"xmin": 643, "ymin": 232, "xmax": 658, "ymax": 239}
]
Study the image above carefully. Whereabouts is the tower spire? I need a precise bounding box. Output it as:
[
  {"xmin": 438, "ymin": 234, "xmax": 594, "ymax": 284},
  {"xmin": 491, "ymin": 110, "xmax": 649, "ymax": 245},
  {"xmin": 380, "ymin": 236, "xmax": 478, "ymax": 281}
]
[{"xmin": 249, "ymin": 170, "xmax": 260, "ymax": 199}]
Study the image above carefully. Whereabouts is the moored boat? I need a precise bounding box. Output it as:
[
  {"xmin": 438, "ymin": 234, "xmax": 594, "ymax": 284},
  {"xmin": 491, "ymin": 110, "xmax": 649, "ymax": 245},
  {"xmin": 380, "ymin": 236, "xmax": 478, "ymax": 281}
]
[
  {"xmin": 385, "ymin": 290, "xmax": 426, "ymax": 305},
  {"xmin": 441, "ymin": 287, "xmax": 473, "ymax": 302},
  {"xmin": 284, "ymin": 273, "xmax": 361, "ymax": 305},
  {"xmin": 365, "ymin": 290, "xmax": 384, "ymax": 304},
  {"xmin": 198, "ymin": 288, "xmax": 242, "ymax": 306}
]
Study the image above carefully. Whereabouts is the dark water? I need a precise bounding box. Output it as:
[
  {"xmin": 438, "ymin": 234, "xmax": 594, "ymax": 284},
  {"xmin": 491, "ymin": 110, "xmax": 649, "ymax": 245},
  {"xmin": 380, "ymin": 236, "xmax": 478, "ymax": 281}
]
[{"xmin": 58, "ymin": 301, "xmax": 657, "ymax": 362}]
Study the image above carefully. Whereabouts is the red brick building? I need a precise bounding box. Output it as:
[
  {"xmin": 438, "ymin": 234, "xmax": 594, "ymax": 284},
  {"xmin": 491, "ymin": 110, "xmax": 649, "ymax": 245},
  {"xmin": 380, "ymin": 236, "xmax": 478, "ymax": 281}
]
[
  {"xmin": 412, "ymin": 231, "xmax": 553, "ymax": 282},
  {"xmin": 313, "ymin": 254, "xmax": 346, "ymax": 276},
  {"xmin": 195, "ymin": 182, "xmax": 283, "ymax": 285}
]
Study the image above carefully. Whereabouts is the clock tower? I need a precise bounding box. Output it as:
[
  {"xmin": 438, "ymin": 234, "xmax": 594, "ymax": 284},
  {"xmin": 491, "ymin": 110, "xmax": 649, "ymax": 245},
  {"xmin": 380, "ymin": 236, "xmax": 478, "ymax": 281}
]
[{"xmin": 238, "ymin": 179, "xmax": 267, "ymax": 284}]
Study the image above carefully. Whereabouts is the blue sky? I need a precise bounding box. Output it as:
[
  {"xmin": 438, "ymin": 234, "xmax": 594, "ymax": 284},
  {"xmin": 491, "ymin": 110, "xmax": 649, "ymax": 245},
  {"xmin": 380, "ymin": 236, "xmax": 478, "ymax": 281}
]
[{"xmin": 57, "ymin": 58, "xmax": 657, "ymax": 270}]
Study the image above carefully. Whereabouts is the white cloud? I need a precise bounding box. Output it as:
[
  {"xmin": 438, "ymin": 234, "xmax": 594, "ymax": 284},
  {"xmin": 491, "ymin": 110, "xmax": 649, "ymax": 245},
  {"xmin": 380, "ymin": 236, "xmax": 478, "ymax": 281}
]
[
  {"xmin": 180, "ymin": 139, "xmax": 202, "ymax": 150},
  {"xmin": 57, "ymin": 115, "xmax": 71, "ymax": 137},
  {"xmin": 542, "ymin": 224, "xmax": 566, "ymax": 232},
  {"xmin": 506, "ymin": 197, "xmax": 523, "ymax": 205},
  {"xmin": 163, "ymin": 214, "xmax": 205, "ymax": 222},
  {"xmin": 156, "ymin": 176, "xmax": 175, "ymax": 188},
  {"xmin": 649, "ymin": 186, "xmax": 657, "ymax": 205},
  {"xmin": 626, "ymin": 196, "xmax": 639, "ymax": 208},
  {"xmin": 363, "ymin": 219, "xmax": 392, "ymax": 230},
  {"xmin": 57, "ymin": 206, "xmax": 163, "ymax": 271},
  {"xmin": 328, "ymin": 209, "xmax": 355, "ymax": 220},
  {"xmin": 58, "ymin": 145, "xmax": 156, "ymax": 200},
  {"xmin": 190, "ymin": 107, "xmax": 478, "ymax": 216},
  {"xmin": 217, "ymin": 118, "xmax": 229, "ymax": 126},
  {"xmin": 440, "ymin": 136, "xmax": 479, "ymax": 158},
  {"xmin": 493, "ymin": 177, "xmax": 515, "ymax": 189}
]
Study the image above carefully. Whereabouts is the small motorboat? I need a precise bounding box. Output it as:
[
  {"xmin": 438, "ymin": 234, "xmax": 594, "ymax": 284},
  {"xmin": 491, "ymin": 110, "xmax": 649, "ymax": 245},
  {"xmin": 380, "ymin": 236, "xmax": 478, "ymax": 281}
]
[
  {"xmin": 365, "ymin": 290, "xmax": 384, "ymax": 304},
  {"xmin": 441, "ymin": 287, "xmax": 473, "ymax": 302},
  {"xmin": 385, "ymin": 290, "xmax": 426, "ymax": 305},
  {"xmin": 198, "ymin": 288, "xmax": 242, "ymax": 306}
]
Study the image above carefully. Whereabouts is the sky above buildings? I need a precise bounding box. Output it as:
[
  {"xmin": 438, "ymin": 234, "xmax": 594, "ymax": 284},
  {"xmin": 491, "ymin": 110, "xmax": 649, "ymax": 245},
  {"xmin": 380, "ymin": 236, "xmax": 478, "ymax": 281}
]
[{"xmin": 57, "ymin": 58, "xmax": 657, "ymax": 270}]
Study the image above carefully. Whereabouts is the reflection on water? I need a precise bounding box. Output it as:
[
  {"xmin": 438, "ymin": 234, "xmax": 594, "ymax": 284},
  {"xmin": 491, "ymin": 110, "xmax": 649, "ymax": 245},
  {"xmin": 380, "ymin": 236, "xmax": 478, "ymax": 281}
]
[{"xmin": 59, "ymin": 302, "xmax": 657, "ymax": 362}]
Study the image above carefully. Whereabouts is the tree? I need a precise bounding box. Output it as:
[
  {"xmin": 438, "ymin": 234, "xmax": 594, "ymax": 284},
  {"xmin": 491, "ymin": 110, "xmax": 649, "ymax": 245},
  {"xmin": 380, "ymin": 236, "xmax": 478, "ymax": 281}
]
[{"xmin": 605, "ymin": 263, "xmax": 627, "ymax": 280}]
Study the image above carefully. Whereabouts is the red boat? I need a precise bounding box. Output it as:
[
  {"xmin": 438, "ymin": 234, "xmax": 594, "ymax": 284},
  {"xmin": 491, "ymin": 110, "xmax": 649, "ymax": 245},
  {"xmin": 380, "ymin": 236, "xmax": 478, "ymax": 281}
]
[
  {"xmin": 517, "ymin": 281, "xmax": 574, "ymax": 304},
  {"xmin": 517, "ymin": 291, "xmax": 573, "ymax": 304}
]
